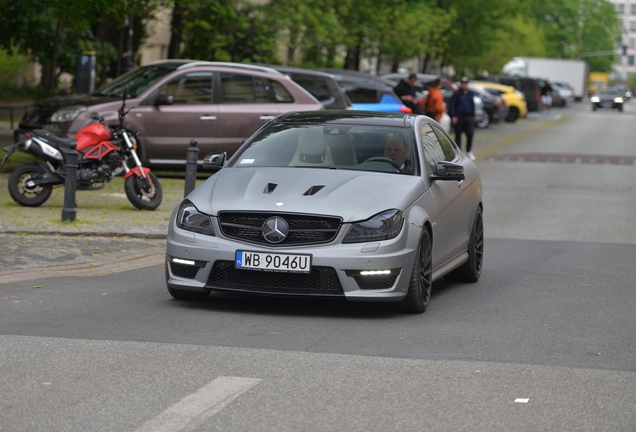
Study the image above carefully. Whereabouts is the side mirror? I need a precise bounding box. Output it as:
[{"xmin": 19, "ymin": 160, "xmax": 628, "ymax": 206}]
[
  {"xmin": 154, "ymin": 94, "xmax": 174, "ymax": 106},
  {"xmin": 430, "ymin": 161, "xmax": 465, "ymax": 182},
  {"xmin": 202, "ymin": 152, "xmax": 227, "ymax": 171}
]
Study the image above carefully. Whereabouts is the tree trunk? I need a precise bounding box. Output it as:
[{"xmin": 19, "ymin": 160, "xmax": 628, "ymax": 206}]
[
  {"xmin": 44, "ymin": 21, "xmax": 62, "ymax": 98},
  {"xmin": 168, "ymin": 0, "xmax": 186, "ymax": 59},
  {"xmin": 344, "ymin": 44, "xmax": 361, "ymax": 70}
]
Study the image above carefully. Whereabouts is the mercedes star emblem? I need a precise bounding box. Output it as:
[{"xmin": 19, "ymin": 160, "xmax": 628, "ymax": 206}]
[{"xmin": 262, "ymin": 216, "xmax": 289, "ymax": 243}]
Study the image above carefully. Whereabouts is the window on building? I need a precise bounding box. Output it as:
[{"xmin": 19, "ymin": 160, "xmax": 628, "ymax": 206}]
[
  {"xmin": 630, "ymin": 38, "xmax": 636, "ymax": 49},
  {"xmin": 631, "ymin": 4, "xmax": 636, "ymax": 15},
  {"xmin": 630, "ymin": 21, "xmax": 636, "ymax": 32},
  {"xmin": 629, "ymin": 55, "xmax": 635, "ymax": 66},
  {"xmin": 617, "ymin": 3, "xmax": 625, "ymax": 14}
]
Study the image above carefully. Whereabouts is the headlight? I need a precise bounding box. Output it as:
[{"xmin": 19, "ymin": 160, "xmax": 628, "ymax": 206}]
[
  {"xmin": 614, "ymin": 97, "xmax": 623, "ymax": 103},
  {"xmin": 343, "ymin": 209, "xmax": 404, "ymax": 243},
  {"xmin": 49, "ymin": 105, "xmax": 87, "ymax": 123},
  {"xmin": 590, "ymin": 96, "xmax": 600, "ymax": 103},
  {"xmin": 176, "ymin": 200, "xmax": 215, "ymax": 236}
]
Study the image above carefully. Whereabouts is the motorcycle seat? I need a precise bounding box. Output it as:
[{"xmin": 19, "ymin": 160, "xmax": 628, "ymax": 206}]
[{"xmin": 31, "ymin": 129, "xmax": 76, "ymax": 147}]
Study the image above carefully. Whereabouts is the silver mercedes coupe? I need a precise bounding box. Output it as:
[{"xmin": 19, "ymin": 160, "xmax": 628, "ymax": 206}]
[{"xmin": 165, "ymin": 111, "xmax": 483, "ymax": 313}]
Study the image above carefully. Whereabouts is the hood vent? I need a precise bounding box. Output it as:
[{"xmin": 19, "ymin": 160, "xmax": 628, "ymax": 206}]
[
  {"xmin": 303, "ymin": 185, "xmax": 325, "ymax": 196},
  {"xmin": 263, "ymin": 183, "xmax": 278, "ymax": 194}
]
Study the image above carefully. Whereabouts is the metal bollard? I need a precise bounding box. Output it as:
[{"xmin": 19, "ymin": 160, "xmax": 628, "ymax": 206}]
[
  {"xmin": 61, "ymin": 143, "xmax": 79, "ymax": 222},
  {"xmin": 184, "ymin": 139, "xmax": 199, "ymax": 197}
]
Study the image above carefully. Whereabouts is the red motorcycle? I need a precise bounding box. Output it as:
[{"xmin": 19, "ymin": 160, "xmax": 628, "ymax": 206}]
[{"xmin": 2, "ymin": 90, "xmax": 162, "ymax": 210}]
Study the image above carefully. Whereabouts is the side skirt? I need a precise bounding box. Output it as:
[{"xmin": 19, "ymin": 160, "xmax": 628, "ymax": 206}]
[{"xmin": 432, "ymin": 251, "xmax": 468, "ymax": 282}]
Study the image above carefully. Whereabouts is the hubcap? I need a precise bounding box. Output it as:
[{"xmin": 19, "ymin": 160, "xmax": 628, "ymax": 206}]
[
  {"xmin": 474, "ymin": 212, "xmax": 484, "ymax": 274},
  {"xmin": 419, "ymin": 232, "xmax": 433, "ymax": 304}
]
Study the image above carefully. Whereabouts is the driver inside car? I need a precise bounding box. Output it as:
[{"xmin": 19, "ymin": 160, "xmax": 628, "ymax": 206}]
[{"xmin": 383, "ymin": 134, "xmax": 412, "ymax": 173}]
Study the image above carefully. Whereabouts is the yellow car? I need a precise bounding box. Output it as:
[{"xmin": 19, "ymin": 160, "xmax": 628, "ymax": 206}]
[{"xmin": 471, "ymin": 81, "xmax": 528, "ymax": 123}]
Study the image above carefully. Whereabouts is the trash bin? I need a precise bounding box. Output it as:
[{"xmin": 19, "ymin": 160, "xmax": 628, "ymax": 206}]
[{"xmin": 75, "ymin": 51, "xmax": 96, "ymax": 95}]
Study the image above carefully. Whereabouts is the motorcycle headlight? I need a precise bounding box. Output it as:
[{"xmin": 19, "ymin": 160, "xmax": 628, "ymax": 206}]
[
  {"xmin": 176, "ymin": 200, "xmax": 215, "ymax": 236},
  {"xmin": 343, "ymin": 209, "xmax": 404, "ymax": 243},
  {"xmin": 49, "ymin": 105, "xmax": 87, "ymax": 123}
]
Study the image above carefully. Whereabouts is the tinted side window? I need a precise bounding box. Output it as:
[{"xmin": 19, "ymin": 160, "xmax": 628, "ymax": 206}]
[
  {"xmin": 420, "ymin": 123, "xmax": 445, "ymax": 173},
  {"xmin": 432, "ymin": 126, "xmax": 457, "ymax": 161},
  {"xmin": 271, "ymin": 80, "xmax": 295, "ymax": 103},
  {"xmin": 221, "ymin": 73, "xmax": 272, "ymax": 104},
  {"xmin": 290, "ymin": 74, "xmax": 331, "ymax": 101},
  {"xmin": 158, "ymin": 72, "xmax": 213, "ymax": 104},
  {"xmin": 347, "ymin": 88, "xmax": 378, "ymax": 103}
]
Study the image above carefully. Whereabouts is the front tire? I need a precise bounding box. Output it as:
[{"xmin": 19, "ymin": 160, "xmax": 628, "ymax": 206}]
[
  {"xmin": 124, "ymin": 171, "xmax": 163, "ymax": 210},
  {"xmin": 392, "ymin": 229, "xmax": 432, "ymax": 314},
  {"xmin": 505, "ymin": 107, "xmax": 519, "ymax": 123},
  {"xmin": 8, "ymin": 164, "xmax": 53, "ymax": 207},
  {"xmin": 445, "ymin": 207, "xmax": 484, "ymax": 283}
]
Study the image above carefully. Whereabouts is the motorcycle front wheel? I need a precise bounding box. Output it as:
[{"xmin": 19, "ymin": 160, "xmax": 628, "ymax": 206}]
[
  {"xmin": 124, "ymin": 171, "xmax": 163, "ymax": 211},
  {"xmin": 8, "ymin": 164, "xmax": 53, "ymax": 207}
]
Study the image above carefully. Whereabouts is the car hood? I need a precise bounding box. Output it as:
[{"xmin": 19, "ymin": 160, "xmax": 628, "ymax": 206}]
[
  {"xmin": 187, "ymin": 167, "xmax": 426, "ymax": 222},
  {"xmin": 32, "ymin": 94, "xmax": 122, "ymax": 110}
]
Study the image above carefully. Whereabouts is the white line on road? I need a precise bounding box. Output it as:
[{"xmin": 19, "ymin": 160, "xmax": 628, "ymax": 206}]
[{"xmin": 134, "ymin": 376, "xmax": 262, "ymax": 432}]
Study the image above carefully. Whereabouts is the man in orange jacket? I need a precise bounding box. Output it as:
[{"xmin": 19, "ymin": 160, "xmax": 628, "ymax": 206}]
[{"xmin": 424, "ymin": 78, "xmax": 445, "ymax": 122}]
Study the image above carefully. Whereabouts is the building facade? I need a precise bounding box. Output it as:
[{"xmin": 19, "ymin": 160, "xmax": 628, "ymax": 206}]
[{"xmin": 613, "ymin": 0, "xmax": 636, "ymax": 82}]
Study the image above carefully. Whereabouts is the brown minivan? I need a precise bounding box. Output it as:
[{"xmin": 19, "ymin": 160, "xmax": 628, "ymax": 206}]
[{"xmin": 18, "ymin": 61, "xmax": 323, "ymax": 167}]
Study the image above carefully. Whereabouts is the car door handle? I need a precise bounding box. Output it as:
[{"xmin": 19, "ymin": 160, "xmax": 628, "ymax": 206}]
[
  {"xmin": 200, "ymin": 116, "xmax": 217, "ymax": 121},
  {"xmin": 259, "ymin": 116, "xmax": 276, "ymax": 121}
]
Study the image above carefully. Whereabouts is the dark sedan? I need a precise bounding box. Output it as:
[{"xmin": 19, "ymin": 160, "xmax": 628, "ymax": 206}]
[{"xmin": 591, "ymin": 88, "xmax": 624, "ymax": 112}]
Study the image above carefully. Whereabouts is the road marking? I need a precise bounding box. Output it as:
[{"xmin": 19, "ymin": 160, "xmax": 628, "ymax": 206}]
[{"xmin": 134, "ymin": 376, "xmax": 261, "ymax": 432}]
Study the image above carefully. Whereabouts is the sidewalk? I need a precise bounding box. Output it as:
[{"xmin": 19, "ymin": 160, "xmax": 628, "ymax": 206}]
[{"xmin": 0, "ymin": 111, "xmax": 566, "ymax": 282}]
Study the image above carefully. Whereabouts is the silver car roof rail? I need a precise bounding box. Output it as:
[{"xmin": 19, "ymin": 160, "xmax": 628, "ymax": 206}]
[{"xmin": 176, "ymin": 61, "xmax": 283, "ymax": 75}]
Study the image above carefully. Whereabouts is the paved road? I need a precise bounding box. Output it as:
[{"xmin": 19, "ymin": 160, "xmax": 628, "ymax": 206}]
[{"xmin": 1, "ymin": 104, "xmax": 635, "ymax": 431}]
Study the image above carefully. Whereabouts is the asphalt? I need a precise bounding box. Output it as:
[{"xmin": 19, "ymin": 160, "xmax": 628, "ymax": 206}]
[{"xmin": 0, "ymin": 111, "xmax": 563, "ymax": 283}]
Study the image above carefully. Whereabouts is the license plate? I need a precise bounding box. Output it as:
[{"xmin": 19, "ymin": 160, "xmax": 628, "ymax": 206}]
[{"xmin": 235, "ymin": 251, "xmax": 311, "ymax": 273}]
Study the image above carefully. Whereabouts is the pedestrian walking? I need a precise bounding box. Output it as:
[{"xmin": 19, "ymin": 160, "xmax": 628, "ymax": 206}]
[
  {"xmin": 449, "ymin": 77, "xmax": 476, "ymax": 160},
  {"xmin": 540, "ymin": 79, "xmax": 553, "ymax": 112}
]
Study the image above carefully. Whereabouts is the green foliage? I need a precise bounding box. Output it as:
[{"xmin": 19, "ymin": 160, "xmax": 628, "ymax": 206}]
[{"xmin": 629, "ymin": 73, "xmax": 636, "ymax": 89}]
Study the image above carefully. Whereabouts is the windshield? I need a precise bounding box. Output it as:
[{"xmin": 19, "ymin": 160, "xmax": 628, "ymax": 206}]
[
  {"xmin": 94, "ymin": 65, "xmax": 179, "ymax": 98},
  {"xmin": 598, "ymin": 89, "xmax": 619, "ymax": 96},
  {"xmin": 231, "ymin": 123, "xmax": 416, "ymax": 175}
]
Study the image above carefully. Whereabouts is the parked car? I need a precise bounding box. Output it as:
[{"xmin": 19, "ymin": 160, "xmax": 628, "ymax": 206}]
[
  {"xmin": 322, "ymin": 72, "xmax": 411, "ymax": 114},
  {"xmin": 550, "ymin": 81, "xmax": 575, "ymax": 106},
  {"xmin": 590, "ymin": 88, "xmax": 624, "ymax": 112},
  {"xmin": 166, "ymin": 111, "xmax": 484, "ymax": 314},
  {"xmin": 470, "ymin": 85, "xmax": 508, "ymax": 128},
  {"xmin": 471, "ymin": 81, "xmax": 527, "ymax": 122},
  {"xmin": 483, "ymin": 75, "xmax": 541, "ymax": 112},
  {"xmin": 18, "ymin": 60, "xmax": 323, "ymax": 167},
  {"xmin": 268, "ymin": 66, "xmax": 352, "ymax": 110}
]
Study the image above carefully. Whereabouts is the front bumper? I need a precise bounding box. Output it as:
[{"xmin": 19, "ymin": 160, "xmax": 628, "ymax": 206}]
[{"xmin": 165, "ymin": 211, "xmax": 422, "ymax": 302}]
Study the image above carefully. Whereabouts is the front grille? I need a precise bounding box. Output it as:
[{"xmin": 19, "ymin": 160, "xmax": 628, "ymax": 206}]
[
  {"xmin": 353, "ymin": 274, "xmax": 399, "ymax": 290},
  {"xmin": 207, "ymin": 260, "xmax": 344, "ymax": 296},
  {"xmin": 170, "ymin": 262, "xmax": 200, "ymax": 279},
  {"xmin": 218, "ymin": 212, "xmax": 342, "ymax": 246}
]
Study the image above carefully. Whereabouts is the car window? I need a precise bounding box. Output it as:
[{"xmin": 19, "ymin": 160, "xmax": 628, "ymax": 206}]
[
  {"xmin": 420, "ymin": 123, "xmax": 446, "ymax": 173},
  {"xmin": 290, "ymin": 74, "xmax": 331, "ymax": 102},
  {"xmin": 346, "ymin": 88, "xmax": 379, "ymax": 103},
  {"xmin": 270, "ymin": 80, "xmax": 295, "ymax": 103},
  {"xmin": 432, "ymin": 126, "xmax": 457, "ymax": 161},
  {"xmin": 95, "ymin": 65, "xmax": 179, "ymax": 98},
  {"xmin": 157, "ymin": 72, "xmax": 213, "ymax": 104},
  {"xmin": 221, "ymin": 73, "xmax": 272, "ymax": 104},
  {"xmin": 230, "ymin": 123, "xmax": 415, "ymax": 175}
]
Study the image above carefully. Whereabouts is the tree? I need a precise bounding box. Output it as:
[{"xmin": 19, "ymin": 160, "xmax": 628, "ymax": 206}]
[{"xmin": 0, "ymin": 0, "xmax": 163, "ymax": 97}]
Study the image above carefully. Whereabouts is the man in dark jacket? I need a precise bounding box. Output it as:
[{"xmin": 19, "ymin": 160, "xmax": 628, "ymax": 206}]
[
  {"xmin": 449, "ymin": 77, "xmax": 476, "ymax": 160},
  {"xmin": 393, "ymin": 73, "xmax": 423, "ymax": 114}
]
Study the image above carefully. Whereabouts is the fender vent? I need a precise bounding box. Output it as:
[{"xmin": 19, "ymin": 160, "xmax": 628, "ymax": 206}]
[
  {"xmin": 263, "ymin": 183, "xmax": 277, "ymax": 194},
  {"xmin": 303, "ymin": 185, "xmax": 325, "ymax": 196}
]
